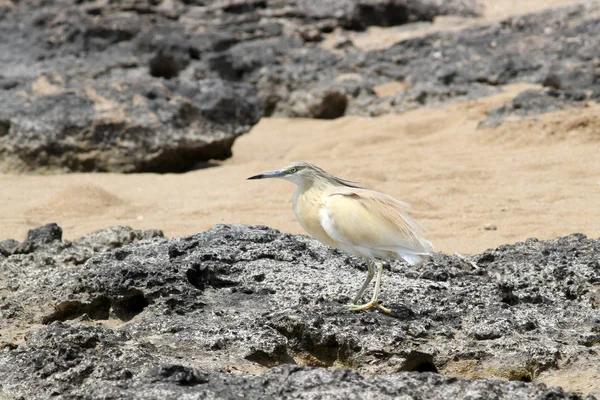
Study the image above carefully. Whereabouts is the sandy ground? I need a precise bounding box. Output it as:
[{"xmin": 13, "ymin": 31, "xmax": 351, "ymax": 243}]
[
  {"xmin": 1, "ymin": 83, "xmax": 599, "ymax": 254},
  {"xmin": 1, "ymin": 0, "xmax": 598, "ymax": 255}
]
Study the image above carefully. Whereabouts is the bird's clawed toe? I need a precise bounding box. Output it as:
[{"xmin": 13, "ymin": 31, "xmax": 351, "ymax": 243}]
[{"xmin": 346, "ymin": 302, "xmax": 391, "ymax": 314}]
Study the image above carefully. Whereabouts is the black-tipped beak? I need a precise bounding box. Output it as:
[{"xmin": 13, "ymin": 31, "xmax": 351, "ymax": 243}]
[{"xmin": 247, "ymin": 169, "xmax": 287, "ymax": 180}]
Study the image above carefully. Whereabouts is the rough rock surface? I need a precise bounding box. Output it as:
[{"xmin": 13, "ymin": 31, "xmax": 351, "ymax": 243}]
[
  {"xmin": 0, "ymin": 0, "xmax": 479, "ymax": 173},
  {"xmin": 480, "ymin": 88, "xmax": 592, "ymax": 127},
  {"xmin": 1, "ymin": 223, "xmax": 599, "ymax": 398},
  {"xmin": 0, "ymin": 77, "xmax": 262, "ymax": 173},
  {"xmin": 5, "ymin": 1, "xmax": 600, "ymax": 171},
  {"xmin": 191, "ymin": 1, "xmax": 600, "ymax": 120},
  {"xmin": 0, "ymin": 330, "xmax": 587, "ymax": 400}
]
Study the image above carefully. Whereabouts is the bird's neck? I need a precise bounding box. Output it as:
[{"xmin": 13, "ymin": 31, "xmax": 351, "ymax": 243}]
[
  {"xmin": 292, "ymin": 178, "xmax": 332, "ymax": 211},
  {"xmin": 293, "ymin": 180, "xmax": 311, "ymax": 202},
  {"xmin": 295, "ymin": 177, "xmax": 331, "ymax": 194}
]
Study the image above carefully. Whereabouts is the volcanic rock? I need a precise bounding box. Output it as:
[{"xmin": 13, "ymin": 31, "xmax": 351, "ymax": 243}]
[{"xmin": 1, "ymin": 223, "xmax": 599, "ymax": 398}]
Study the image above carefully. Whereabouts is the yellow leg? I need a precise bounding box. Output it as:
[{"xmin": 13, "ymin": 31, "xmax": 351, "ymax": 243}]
[
  {"xmin": 352, "ymin": 259, "xmax": 374, "ymax": 304},
  {"xmin": 347, "ymin": 261, "xmax": 391, "ymax": 314}
]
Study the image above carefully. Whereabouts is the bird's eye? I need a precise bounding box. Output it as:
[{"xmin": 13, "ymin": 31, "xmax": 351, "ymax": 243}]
[{"xmin": 289, "ymin": 168, "xmax": 297, "ymax": 173}]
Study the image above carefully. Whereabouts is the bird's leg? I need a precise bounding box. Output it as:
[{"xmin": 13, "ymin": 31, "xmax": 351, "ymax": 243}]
[
  {"xmin": 371, "ymin": 261, "xmax": 392, "ymax": 313},
  {"xmin": 347, "ymin": 261, "xmax": 391, "ymax": 314},
  {"xmin": 351, "ymin": 259, "xmax": 375, "ymax": 304}
]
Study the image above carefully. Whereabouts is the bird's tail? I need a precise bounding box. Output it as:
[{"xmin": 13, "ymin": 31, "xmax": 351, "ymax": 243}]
[
  {"xmin": 400, "ymin": 252, "xmax": 430, "ymax": 266},
  {"xmin": 396, "ymin": 238, "xmax": 433, "ymax": 266}
]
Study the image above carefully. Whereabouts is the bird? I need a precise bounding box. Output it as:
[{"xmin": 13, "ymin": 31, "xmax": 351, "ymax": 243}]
[{"xmin": 248, "ymin": 161, "xmax": 433, "ymax": 313}]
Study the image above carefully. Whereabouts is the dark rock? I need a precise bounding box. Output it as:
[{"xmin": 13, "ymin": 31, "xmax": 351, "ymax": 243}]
[
  {"xmin": 252, "ymin": 2, "xmax": 600, "ymax": 118},
  {"xmin": 295, "ymin": 0, "xmax": 480, "ymax": 31},
  {"xmin": 148, "ymin": 51, "xmax": 189, "ymax": 79},
  {"xmin": 0, "ymin": 0, "xmax": 485, "ymax": 173},
  {"xmin": 300, "ymin": 28, "xmax": 324, "ymax": 43},
  {"xmin": 14, "ymin": 223, "xmax": 63, "ymax": 254},
  {"xmin": 0, "ymin": 239, "xmax": 19, "ymax": 257},
  {"xmin": 0, "ymin": 78, "xmax": 263, "ymax": 173},
  {"xmin": 1, "ymin": 224, "xmax": 599, "ymax": 398},
  {"xmin": 542, "ymin": 74, "xmax": 562, "ymax": 90},
  {"xmin": 481, "ymin": 88, "xmax": 591, "ymax": 127},
  {"xmin": 151, "ymin": 364, "xmax": 209, "ymax": 386},
  {"xmin": 287, "ymin": 88, "xmax": 349, "ymax": 119},
  {"xmin": 25, "ymin": 223, "xmax": 63, "ymax": 245},
  {"xmin": 2, "ymin": 0, "xmax": 595, "ymax": 158},
  {"xmin": 334, "ymin": 38, "xmax": 356, "ymax": 50},
  {"xmin": 0, "ymin": 324, "xmax": 588, "ymax": 399},
  {"xmin": 0, "ymin": 0, "xmax": 269, "ymax": 173}
]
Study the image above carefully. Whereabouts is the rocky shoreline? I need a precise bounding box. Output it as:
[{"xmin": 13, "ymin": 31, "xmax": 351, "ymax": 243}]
[
  {"xmin": 1, "ymin": 0, "xmax": 599, "ymax": 398},
  {"xmin": 1, "ymin": 1, "xmax": 598, "ymax": 172},
  {"xmin": 1, "ymin": 223, "xmax": 599, "ymax": 398}
]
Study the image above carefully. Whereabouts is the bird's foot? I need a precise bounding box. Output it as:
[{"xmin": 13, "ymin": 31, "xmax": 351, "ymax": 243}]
[{"xmin": 347, "ymin": 301, "xmax": 391, "ymax": 314}]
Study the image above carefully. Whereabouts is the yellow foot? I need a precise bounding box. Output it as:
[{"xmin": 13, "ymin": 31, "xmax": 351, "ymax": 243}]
[{"xmin": 347, "ymin": 302, "xmax": 392, "ymax": 314}]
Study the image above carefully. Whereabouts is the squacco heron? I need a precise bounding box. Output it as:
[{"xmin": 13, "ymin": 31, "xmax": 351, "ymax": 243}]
[{"xmin": 248, "ymin": 161, "xmax": 433, "ymax": 314}]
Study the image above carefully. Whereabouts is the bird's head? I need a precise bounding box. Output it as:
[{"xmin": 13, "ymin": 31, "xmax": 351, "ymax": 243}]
[
  {"xmin": 247, "ymin": 161, "xmax": 315, "ymax": 185},
  {"xmin": 248, "ymin": 161, "xmax": 361, "ymax": 188}
]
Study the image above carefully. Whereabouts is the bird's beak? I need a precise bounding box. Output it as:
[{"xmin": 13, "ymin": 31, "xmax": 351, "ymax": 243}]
[{"xmin": 247, "ymin": 169, "xmax": 287, "ymax": 180}]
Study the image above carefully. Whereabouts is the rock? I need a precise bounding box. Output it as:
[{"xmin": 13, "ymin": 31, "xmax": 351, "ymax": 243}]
[
  {"xmin": 0, "ymin": 78, "xmax": 263, "ymax": 173},
  {"xmin": 74, "ymin": 226, "xmax": 164, "ymax": 250},
  {"xmin": 0, "ymin": 225, "xmax": 164, "ymax": 341},
  {"xmin": 295, "ymin": 0, "xmax": 481, "ymax": 31},
  {"xmin": 300, "ymin": 28, "xmax": 324, "ymax": 43},
  {"xmin": 480, "ymin": 88, "xmax": 590, "ymax": 127},
  {"xmin": 342, "ymin": 2, "xmax": 600, "ymax": 117},
  {"xmin": 24, "ymin": 223, "xmax": 63, "ymax": 245},
  {"xmin": 148, "ymin": 51, "xmax": 189, "ymax": 80},
  {"xmin": 286, "ymin": 88, "xmax": 349, "ymax": 119},
  {"xmin": 542, "ymin": 74, "xmax": 563, "ymax": 90},
  {"xmin": 0, "ymin": 0, "xmax": 485, "ymax": 173},
  {"xmin": 11, "ymin": 223, "xmax": 63, "ymax": 254},
  {"xmin": 484, "ymin": 223, "xmax": 497, "ymax": 231},
  {"xmin": 193, "ymin": 2, "xmax": 599, "ymax": 121},
  {"xmin": 2, "ymin": 0, "xmax": 595, "ymax": 160},
  {"xmin": 255, "ymin": 2, "xmax": 600, "ymax": 119},
  {"xmin": 334, "ymin": 38, "xmax": 356, "ymax": 50},
  {"xmin": 297, "ymin": 3, "xmax": 600, "ymax": 117},
  {"xmin": 1, "ymin": 224, "xmax": 599, "ymax": 398},
  {"xmin": 0, "ymin": 240, "xmax": 19, "ymax": 257},
  {"xmin": 0, "ymin": 325, "xmax": 587, "ymax": 399}
]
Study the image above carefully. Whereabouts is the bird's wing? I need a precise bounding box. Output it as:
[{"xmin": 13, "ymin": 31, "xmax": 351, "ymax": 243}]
[{"xmin": 319, "ymin": 188, "xmax": 433, "ymax": 255}]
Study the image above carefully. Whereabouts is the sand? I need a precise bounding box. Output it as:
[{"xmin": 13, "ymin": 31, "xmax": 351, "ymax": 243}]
[
  {"xmin": 1, "ymin": 82, "xmax": 599, "ymax": 254},
  {"xmin": 1, "ymin": 0, "xmax": 599, "ymax": 254}
]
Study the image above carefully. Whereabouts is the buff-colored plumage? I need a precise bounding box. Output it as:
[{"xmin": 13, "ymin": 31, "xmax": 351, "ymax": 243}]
[{"xmin": 248, "ymin": 161, "xmax": 433, "ymax": 313}]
